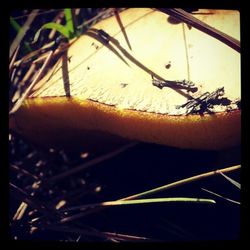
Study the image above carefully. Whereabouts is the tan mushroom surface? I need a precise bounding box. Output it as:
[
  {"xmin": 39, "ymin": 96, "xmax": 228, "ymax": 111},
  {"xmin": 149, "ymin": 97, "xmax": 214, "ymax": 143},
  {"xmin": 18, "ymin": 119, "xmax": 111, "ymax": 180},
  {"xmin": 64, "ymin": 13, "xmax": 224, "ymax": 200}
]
[{"xmin": 10, "ymin": 8, "xmax": 241, "ymax": 151}]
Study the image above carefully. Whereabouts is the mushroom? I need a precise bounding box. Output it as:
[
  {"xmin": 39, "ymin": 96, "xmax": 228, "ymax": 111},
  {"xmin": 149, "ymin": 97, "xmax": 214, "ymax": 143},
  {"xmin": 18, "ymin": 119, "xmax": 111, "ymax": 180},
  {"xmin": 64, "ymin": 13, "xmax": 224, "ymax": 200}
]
[{"xmin": 10, "ymin": 8, "xmax": 240, "ymax": 151}]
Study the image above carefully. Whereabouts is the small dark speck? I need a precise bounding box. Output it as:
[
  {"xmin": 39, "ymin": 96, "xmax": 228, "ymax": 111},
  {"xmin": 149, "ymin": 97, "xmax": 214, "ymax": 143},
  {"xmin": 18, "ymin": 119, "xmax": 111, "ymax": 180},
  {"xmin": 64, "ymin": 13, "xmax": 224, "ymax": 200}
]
[
  {"xmin": 167, "ymin": 16, "xmax": 181, "ymax": 25},
  {"xmin": 183, "ymin": 8, "xmax": 199, "ymax": 13},
  {"xmin": 91, "ymin": 42, "xmax": 99, "ymax": 50},
  {"xmin": 87, "ymin": 67, "xmax": 90, "ymax": 70},
  {"xmin": 120, "ymin": 83, "xmax": 128, "ymax": 88},
  {"xmin": 165, "ymin": 62, "xmax": 171, "ymax": 69},
  {"xmin": 68, "ymin": 56, "xmax": 72, "ymax": 63}
]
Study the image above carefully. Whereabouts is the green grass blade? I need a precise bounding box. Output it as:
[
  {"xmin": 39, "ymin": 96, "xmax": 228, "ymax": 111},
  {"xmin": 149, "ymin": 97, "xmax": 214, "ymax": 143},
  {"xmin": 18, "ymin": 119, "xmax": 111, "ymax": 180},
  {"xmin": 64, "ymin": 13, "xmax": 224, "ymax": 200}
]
[
  {"xmin": 60, "ymin": 197, "xmax": 215, "ymax": 212},
  {"xmin": 102, "ymin": 198, "xmax": 216, "ymax": 206},
  {"xmin": 64, "ymin": 8, "xmax": 74, "ymax": 36},
  {"xmin": 10, "ymin": 16, "xmax": 33, "ymax": 55},
  {"xmin": 10, "ymin": 9, "xmax": 39, "ymax": 58},
  {"xmin": 33, "ymin": 22, "xmax": 70, "ymax": 43},
  {"xmin": 10, "ymin": 16, "xmax": 21, "ymax": 33}
]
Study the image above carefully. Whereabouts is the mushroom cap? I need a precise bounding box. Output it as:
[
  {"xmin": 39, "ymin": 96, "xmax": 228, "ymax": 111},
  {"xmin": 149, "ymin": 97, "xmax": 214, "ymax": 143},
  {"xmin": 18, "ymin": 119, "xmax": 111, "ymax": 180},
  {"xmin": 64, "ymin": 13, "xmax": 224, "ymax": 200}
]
[{"xmin": 10, "ymin": 8, "xmax": 241, "ymax": 150}]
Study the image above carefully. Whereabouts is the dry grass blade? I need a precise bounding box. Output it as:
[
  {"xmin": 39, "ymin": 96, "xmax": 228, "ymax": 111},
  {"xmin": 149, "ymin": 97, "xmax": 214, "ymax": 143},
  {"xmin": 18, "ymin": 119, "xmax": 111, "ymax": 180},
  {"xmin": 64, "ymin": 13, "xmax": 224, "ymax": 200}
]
[
  {"xmin": 13, "ymin": 9, "xmax": 63, "ymax": 20},
  {"xmin": 41, "ymin": 142, "xmax": 137, "ymax": 185},
  {"xmin": 114, "ymin": 8, "xmax": 132, "ymax": 50},
  {"xmin": 59, "ymin": 211, "xmax": 89, "ymax": 224},
  {"xmin": 43, "ymin": 225, "xmax": 113, "ymax": 241},
  {"xmin": 10, "ymin": 164, "xmax": 39, "ymax": 180},
  {"xmin": 120, "ymin": 165, "xmax": 241, "ymax": 201},
  {"xmin": 14, "ymin": 63, "xmax": 37, "ymax": 101},
  {"xmin": 13, "ymin": 41, "xmax": 55, "ymax": 67},
  {"xmin": 13, "ymin": 202, "xmax": 28, "ymax": 221},
  {"xmin": 56, "ymin": 165, "xmax": 240, "ymax": 222},
  {"xmin": 201, "ymin": 188, "xmax": 240, "ymax": 205},
  {"xmin": 157, "ymin": 8, "xmax": 240, "ymax": 53},
  {"xmin": 60, "ymin": 197, "xmax": 215, "ymax": 213},
  {"xmin": 77, "ymin": 8, "xmax": 115, "ymax": 31},
  {"xmin": 9, "ymin": 45, "xmax": 20, "ymax": 73},
  {"xmin": 49, "ymin": 11, "xmax": 65, "ymax": 40},
  {"xmin": 43, "ymin": 225, "xmax": 149, "ymax": 242},
  {"xmin": 10, "ymin": 9, "xmax": 39, "ymax": 58},
  {"xmin": 10, "ymin": 183, "xmax": 50, "ymax": 214},
  {"xmin": 103, "ymin": 231, "xmax": 150, "ymax": 241},
  {"xmin": 218, "ymin": 171, "xmax": 241, "ymax": 189},
  {"xmin": 23, "ymin": 41, "xmax": 71, "ymax": 67},
  {"xmin": 9, "ymin": 49, "xmax": 55, "ymax": 115}
]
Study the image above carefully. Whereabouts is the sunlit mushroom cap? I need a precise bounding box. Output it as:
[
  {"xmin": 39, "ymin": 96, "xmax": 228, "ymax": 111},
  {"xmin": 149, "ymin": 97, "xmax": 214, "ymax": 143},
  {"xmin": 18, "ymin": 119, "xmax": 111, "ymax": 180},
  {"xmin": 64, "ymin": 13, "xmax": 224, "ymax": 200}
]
[{"xmin": 10, "ymin": 8, "xmax": 241, "ymax": 150}]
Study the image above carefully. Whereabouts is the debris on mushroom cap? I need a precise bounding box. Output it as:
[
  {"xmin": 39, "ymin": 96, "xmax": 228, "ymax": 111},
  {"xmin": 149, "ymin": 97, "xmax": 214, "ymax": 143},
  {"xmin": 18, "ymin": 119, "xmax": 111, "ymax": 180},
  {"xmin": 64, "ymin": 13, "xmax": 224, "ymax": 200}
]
[
  {"xmin": 11, "ymin": 8, "xmax": 241, "ymax": 150},
  {"xmin": 30, "ymin": 8, "xmax": 240, "ymax": 115}
]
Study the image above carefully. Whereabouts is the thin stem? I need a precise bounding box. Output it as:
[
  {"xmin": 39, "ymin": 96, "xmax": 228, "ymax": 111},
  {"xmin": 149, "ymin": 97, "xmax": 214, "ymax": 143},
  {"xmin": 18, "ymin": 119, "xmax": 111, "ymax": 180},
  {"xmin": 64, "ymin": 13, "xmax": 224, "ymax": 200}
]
[
  {"xmin": 102, "ymin": 231, "xmax": 149, "ymax": 241},
  {"xmin": 10, "ymin": 17, "xmax": 32, "ymax": 54},
  {"xmin": 77, "ymin": 8, "xmax": 115, "ymax": 31},
  {"xmin": 44, "ymin": 224, "xmax": 149, "ymax": 241},
  {"xmin": 10, "ymin": 164, "xmax": 39, "ymax": 180},
  {"xmin": 182, "ymin": 23, "xmax": 190, "ymax": 81},
  {"xmin": 9, "ymin": 45, "xmax": 20, "ymax": 71},
  {"xmin": 43, "ymin": 225, "xmax": 110, "ymax": 240},
  {"xmin": 13, "ymin": 202, "xmax": 28, "ymax": 221},
  {"xmin": 218, "ymin": 171, "xmax": 241, "ymax": 189},
  {"xmin": 58, "ymin": 165, "xmax": 239, "ymax": 223},
  {"xmin": 9, "ymin": 49, "xmax": 55, "ymax": 115},
  {"xmin": 13, "ymin": 10, "xmax": 63, "ymax": 20},
  {"xmin": 49, "ymin": 11, "xmax": 65, "ymax": 40},
  {"xmin": 10, "ymin": 9, "xmax": 39, "ymax": 58},
  {"xmin": 60, "ymin": 197, "xmax": 215, "ymax": 213},
  {"xmin": 114, "ymin": 8, "xmax": 132, "ymax": 50},
  {"xmin": 9, "ymin": 182, "xmax": 49, "ymax": 213},
  {"xmin": 157, "ymin": 8, "xmax": 240, "ymax": 53},
  {"xmin": 120, "ymin": 165, "xmax": 240, "ymax": 201},
  {"xmin": 201, "ymin": 188, "xmax": 240, "ymax": 205}
]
